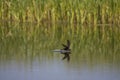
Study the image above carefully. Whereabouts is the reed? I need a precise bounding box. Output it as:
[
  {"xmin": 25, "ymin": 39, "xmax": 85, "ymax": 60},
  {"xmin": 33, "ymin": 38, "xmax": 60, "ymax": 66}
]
[
  {"xmin": 0, "ymin": 0, "xmax": 120, "ymax": 24},
  {"xmin": 0, "ymin": 22, "xmax": 119, "ymax": 55},
  {"xmin": 0, "ymin": 22, "xmax": 120, "ymax": 68}
]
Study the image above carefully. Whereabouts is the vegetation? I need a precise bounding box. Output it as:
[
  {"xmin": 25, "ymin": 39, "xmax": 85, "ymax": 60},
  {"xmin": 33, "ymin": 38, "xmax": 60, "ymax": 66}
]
[
  {"xmin": 0, "ymin": 0, "xmax": 120, "ymax": 24},
  {"xmin": 0, "ymin": 22, "xmax": 120, "ymax": 65},
  {"xmin": 0, "ymin": 22, "xmax": 120, "ymax": 54},
  {"xmin": 0, "ymin": 0, "xmax": 120, "ymax": 62}
]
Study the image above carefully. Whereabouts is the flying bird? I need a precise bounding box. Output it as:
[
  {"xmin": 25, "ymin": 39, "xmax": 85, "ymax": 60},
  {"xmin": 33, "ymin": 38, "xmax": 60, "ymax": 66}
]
[
  {"xmin": 53, "ymin": 40, "xmax": 71, "ymax": 61},
  {"xmin": 61, "ymin": 40, "xmax": 71, "ymax": 61}
]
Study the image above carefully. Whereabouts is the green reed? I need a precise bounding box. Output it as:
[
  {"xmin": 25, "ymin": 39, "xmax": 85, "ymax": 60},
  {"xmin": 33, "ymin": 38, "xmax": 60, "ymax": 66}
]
[
  {"xmin": 0, "ymin": 22, "xmax": 120, "ymax": 66},
  {"xmin": 0, "ymin": 22, "xmax": 120, "ymax": 54},
  {"xmin": 0, "ymin": 0, "xmax": 120, "ymax": 24}
]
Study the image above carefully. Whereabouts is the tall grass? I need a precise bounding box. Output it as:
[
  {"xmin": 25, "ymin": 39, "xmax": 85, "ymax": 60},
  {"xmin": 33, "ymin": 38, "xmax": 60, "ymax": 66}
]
[
  {"xmin": 0, "ymin": 22, "xmax": 120, "ymax": 54},
  {"xmin": 0, "ymin": 0, "xmax": 120, "ymax": 24},
  {"xmin": 0, "ymin": 22, "xmax": 120, "ymax": 66}
]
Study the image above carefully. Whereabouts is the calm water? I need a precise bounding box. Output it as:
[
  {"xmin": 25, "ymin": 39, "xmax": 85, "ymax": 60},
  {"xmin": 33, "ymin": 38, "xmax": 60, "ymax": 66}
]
[{"xmin": 0, "ymin": 22, "xmax": 120, "ymax": 80}]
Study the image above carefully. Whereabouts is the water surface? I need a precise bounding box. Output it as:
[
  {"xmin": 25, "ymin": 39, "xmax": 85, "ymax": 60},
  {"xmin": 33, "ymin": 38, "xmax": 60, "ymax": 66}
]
[{"xmin": 0, "ymin": 22, "xmax": 120, "ymax": 80}]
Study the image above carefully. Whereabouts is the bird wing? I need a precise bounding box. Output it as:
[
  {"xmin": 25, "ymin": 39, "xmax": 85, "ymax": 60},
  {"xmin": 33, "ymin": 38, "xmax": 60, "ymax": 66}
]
[
  {"xmin": 62, "ymin": 40, "xmax": 70, "ymax": 50},
  {"xmin": 67, "ymin": 40, "xmax": 70, "ymax": 48}
]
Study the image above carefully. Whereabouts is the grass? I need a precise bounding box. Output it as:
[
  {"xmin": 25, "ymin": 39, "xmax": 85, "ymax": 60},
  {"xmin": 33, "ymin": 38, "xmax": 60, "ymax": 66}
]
[
  {"xmin": 0, "ymin": 22, "xmax": 120, "ymax": 54},
  {"xmin": 0, "ymin": 0, "xmax": 120, "ymax": 62},
  {"xmin": 0, "ymin": 21, "xmax": 120, "ymax": 64},
  {"xmin": 0, "ymin": 24, "xmax": 119, "ymax": 67},
  {"xmin": 0, "ymin": 0, "xmax": 120, "ymax": 24}
]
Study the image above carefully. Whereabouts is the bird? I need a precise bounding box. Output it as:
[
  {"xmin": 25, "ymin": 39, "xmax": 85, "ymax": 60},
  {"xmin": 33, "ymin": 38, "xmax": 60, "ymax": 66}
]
[
  {"xmin": 53, "ymin": 40, "xmax": 71, "ymax": 61},
  {"xmin": 61, "ymin": 40, "xmax": 71, "ymax": 61}
]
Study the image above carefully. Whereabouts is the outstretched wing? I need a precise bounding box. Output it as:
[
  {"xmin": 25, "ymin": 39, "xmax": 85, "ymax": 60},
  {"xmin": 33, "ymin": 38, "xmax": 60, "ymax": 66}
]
[
  {"xmin": 62, "ymin": 44, "xmax": 68, "ymax": 50},
  {"xmin": 67, "ymin": 40, "xmax": 70, "ymax": 48},
  {"xmin": 62, "ymin": 40, "xmax": 70, "ymax": 50}
]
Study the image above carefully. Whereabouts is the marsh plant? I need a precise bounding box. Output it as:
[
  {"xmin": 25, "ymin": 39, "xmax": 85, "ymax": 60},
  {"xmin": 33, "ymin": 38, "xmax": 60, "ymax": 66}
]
[
  {"xmin": 0, "ymin": 0, "xmax": 120, "ymax": 24},
  {"xmin": 0, "ymin": 22, "xmax": 120, "ymax": 55}
]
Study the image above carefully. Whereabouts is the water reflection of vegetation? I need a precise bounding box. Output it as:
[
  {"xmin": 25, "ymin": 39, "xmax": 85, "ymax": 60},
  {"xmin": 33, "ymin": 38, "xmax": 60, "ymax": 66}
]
[{"xmin": 0, "ymin": 22, "xmax": 120, "ymax": 66}]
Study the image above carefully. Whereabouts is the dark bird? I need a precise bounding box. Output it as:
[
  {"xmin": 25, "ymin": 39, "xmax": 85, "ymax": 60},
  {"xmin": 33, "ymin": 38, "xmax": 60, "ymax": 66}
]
[
  {"xmin": 61, "ymin": 40, "xmax": 71, "ymax": 61},
  {"xmin": 53, "ymin": 40, "xmax": 71, "ymax": 61}
]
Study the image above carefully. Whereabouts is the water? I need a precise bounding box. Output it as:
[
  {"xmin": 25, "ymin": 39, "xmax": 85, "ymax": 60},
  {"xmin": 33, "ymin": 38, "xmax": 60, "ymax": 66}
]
[
  {"xmin": 0, "ymin": 52, "xmax": 120, "ymax": 80},
  {"xmin": 0, "ymin": 22, "xmax": 120, "ymax": 80}
]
